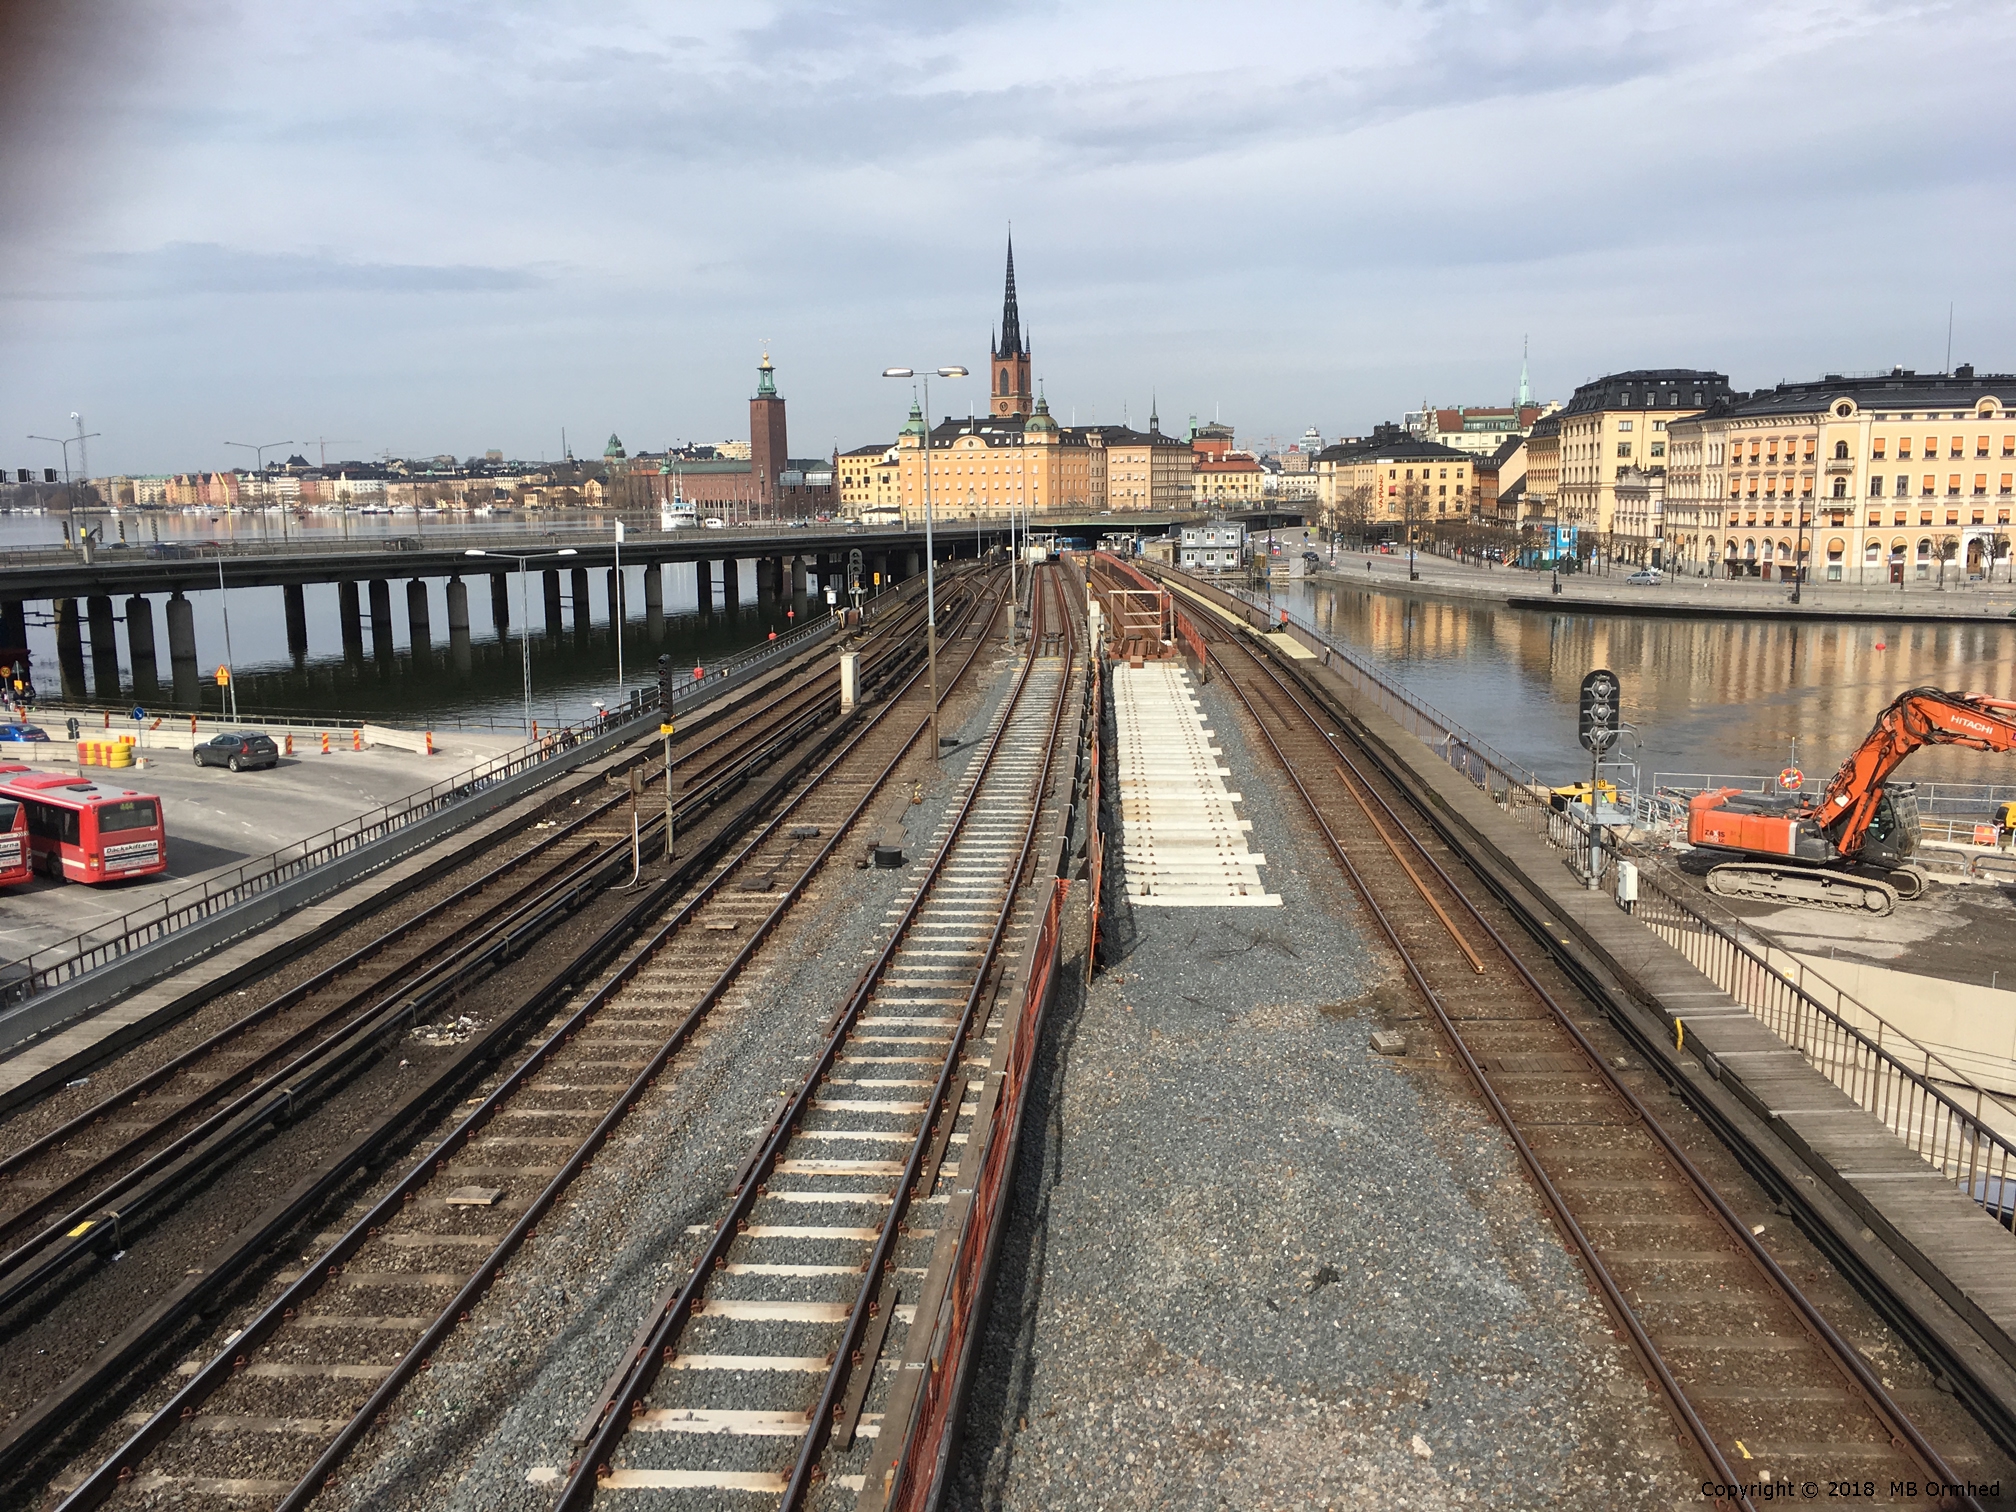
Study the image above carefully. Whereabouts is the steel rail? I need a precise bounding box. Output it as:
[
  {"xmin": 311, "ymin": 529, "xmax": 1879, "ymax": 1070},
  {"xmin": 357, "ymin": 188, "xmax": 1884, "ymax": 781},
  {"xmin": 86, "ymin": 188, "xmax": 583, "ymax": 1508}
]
[
  {"xmin": 0, "ymin": 832, "xmax": 604, "ymax": 1250},
  {"xmin": 557, "ymin": 566, "xmax": 1072, "ymax": 1509},
  {"xmin": 262, "ymin": 576, "xmax": 1013, "ymax": 1512},
  {"xmin": 0, "ymin": 579, "xmax": 979, "ymax": 1302},
  {"xmin": 1197, "ymin": 614, "xmax": 1981, "ymax": 1509},
  {"xmin": 51, "ymin": 572, "xmax": 1008, "ymax": 1512}
]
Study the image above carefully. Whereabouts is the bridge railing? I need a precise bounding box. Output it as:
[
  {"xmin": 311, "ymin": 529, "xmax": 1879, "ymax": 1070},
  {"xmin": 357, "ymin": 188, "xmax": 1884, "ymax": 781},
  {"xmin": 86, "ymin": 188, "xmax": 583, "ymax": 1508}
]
[
  {"xmin": 1204, "ymin": 576, "xmax": 2016, "ymax": 1213},
  {"xmin": 0, "ymin": 519, "xmax": 918, "ymax": 572},
  {"xmin": 0, "ymin": 600, "xmax": 867, "ymax": 1006}
]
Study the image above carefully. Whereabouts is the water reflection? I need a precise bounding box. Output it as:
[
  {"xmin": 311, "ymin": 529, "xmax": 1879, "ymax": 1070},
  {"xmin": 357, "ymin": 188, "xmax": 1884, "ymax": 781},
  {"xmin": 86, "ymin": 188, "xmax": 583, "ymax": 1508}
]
[{"xmin": 1288, "ymin": 580, "xmax": 2016, "ymax": 787}]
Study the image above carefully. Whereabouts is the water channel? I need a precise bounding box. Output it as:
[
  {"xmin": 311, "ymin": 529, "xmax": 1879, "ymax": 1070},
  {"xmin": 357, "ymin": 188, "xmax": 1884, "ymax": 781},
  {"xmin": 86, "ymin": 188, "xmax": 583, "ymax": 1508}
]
[{"xmin": 1275, "ymin": 576, "xmax": 2016, "ymax": 795}]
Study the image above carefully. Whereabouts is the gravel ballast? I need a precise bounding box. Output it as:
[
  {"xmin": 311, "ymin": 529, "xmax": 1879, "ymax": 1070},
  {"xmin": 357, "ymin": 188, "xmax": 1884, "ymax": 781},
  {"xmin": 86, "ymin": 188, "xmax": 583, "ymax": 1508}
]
[{"xmin": 945, "ymin": 663, "xmax": 1697, "ymax": 1509}]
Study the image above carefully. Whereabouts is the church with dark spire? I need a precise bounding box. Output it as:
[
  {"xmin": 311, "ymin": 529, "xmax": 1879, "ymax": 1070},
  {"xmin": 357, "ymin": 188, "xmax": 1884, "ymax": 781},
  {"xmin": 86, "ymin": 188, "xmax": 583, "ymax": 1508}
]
[{"xmin": 989, "ymin": 236, "xmax": 1033, "ymax": 418}]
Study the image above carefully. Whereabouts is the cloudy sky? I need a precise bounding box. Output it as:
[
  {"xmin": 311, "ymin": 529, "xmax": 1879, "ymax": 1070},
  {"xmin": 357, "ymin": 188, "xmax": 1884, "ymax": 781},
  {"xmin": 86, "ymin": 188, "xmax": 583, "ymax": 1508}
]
[{"xmin": 2, "ymin": 0, "xmax": 2012, "ymax": 476}]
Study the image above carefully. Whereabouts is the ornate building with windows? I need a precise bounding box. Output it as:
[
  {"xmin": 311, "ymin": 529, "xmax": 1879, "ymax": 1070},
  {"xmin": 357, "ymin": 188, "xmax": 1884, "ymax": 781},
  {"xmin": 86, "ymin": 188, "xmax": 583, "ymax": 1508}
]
[{"xmin": 1665, "ymin": 368, "xmax": 2014, "ymax": 583}]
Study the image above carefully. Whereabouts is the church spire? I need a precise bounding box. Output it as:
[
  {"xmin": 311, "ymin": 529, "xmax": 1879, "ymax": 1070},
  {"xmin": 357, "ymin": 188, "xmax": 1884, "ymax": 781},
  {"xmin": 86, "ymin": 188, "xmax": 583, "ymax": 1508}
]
[{"xmin": 998, "ymin": 234, "xmax": 1023, "ymax": 358}]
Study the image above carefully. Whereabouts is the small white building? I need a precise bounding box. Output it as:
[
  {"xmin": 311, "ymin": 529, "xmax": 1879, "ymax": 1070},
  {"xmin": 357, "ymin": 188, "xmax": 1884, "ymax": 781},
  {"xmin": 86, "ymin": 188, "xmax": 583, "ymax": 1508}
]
[{"xmin": 1179, "ymin": 521, "xmax": 1246, "ymax": 572}]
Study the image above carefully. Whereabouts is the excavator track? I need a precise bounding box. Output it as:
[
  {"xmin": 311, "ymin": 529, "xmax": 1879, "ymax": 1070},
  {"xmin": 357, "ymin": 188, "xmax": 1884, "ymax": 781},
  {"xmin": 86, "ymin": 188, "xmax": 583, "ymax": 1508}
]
[{"xmin": 1704, "ymin": 861, "xmax": 1898, "ymax": 914}]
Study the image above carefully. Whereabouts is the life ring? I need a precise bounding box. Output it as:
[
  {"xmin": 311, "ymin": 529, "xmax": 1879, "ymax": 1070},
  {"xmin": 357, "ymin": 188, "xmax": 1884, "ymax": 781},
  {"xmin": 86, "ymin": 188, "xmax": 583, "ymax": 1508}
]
[{"xmin": 1778, "ymin": 767, "xmax": 1804, "ymax": 790}]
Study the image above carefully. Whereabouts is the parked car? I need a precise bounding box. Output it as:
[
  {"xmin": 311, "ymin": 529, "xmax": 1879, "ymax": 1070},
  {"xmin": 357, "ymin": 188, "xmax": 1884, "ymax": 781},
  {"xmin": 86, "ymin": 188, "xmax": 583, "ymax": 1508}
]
[
  {"xmin": 193, "ymin": 731, "xmax": 280, "ymax": 771},
  {"xmin": 1302, "ymin": 550, "xmax": 1321, "ymax": 565},
  {"xmin": 1624, "ymin": 568, "xmax": 1664, "ymax": 586},
  {"xmin": 0, "ymin": 725, "xmax": 48, "ymax": 743},
  {"xmin": 702, "ymin": 517, "xmax": 726, "ymax": 529}
]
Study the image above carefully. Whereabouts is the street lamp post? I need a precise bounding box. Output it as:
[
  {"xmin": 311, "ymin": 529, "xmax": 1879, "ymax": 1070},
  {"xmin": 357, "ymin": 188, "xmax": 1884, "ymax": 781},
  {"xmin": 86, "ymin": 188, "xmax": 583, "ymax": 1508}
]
[
  {"xmin": 216, "ymin": 554, "xmax": 240, "ymax": 722},
  {"xmin": 29, "ymin": 417, "xmax": 101, "ymax": 557},
  {"xmin": 465, "ymin": 546, "xmax": 578, "ymax": 737},
  {"xmin": 881, "ymin": 366, "xmax": 969, "ymax": 764}
]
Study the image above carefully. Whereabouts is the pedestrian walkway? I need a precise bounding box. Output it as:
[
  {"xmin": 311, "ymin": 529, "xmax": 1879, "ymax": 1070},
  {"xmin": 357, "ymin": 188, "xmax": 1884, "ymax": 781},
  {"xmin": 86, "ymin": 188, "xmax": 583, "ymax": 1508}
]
[{"xmin": 1111, "ymin": 661, "xmax": 1279, "ymax": 907}]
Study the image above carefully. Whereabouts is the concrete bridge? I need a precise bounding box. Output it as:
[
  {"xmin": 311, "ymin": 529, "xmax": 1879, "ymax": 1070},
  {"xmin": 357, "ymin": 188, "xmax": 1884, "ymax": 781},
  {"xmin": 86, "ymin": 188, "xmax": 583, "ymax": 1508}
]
[{"xmin": 0, "ymin": 523, "xmax": 1002, "ymax": 705}]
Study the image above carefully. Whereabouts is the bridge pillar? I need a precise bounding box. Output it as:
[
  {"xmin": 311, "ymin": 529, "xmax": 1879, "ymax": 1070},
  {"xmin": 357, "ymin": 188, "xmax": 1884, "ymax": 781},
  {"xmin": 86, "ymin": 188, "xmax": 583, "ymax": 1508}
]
[
  {"xmin": 406, "ymin": 578, "xmax": 432, "ymax": 654},
  {"xmin": 643, "ymin": 562, "xmax": 663, "ymax": 636},
  {"xmin": 126, "ymin": 595, "xmax": 158, "ymax": 694},
  {"xmin": 167, "ymin": 592, "xmax": 198, "ymax": 704},
  {"xmin": 490, "ymin": 572, "xmax": 510, "ymax": 637},
  {"xmin": 753, "ymin": 558, "xmax": 774, "ymax": 599},
  {"xmin": 283, "ymin": 583, "xmax": 309, "ymax": 659},
  {"xmin": 446, "ymin": 576, "xmax": 472, "ymax": 675},
  {"xmin": 606, "ymin": 567, "xmax": 622, "ymax": 628},
  {"xmin": 907, "ymin": 549, "xmax": 921, "ymax": 579},
  {"xmin": 697, "ymin": 560, "xmax": 717, "ymax": 612},
  {"xmin": 570, "ymin": 566, "xmax": 591, "ymax": 634},
  {"xmin": 871, "ymin": 553, "xmax": 889, "ymax": 592},
  {"xmin": 542, "ymin": 569, "xmax": 563, "ymax": 636},
  {"xmin": 53, "ymin": 599, "xmax": 85, "ymax": 701},
  {"xmin": 338, "ymin": 581, "xmax": 364, "ymax": 660},
  {"xmin": 790, "ymin": 556, "xmax": 807, "ymax": 595},
  {"xmin": 87, "ymin": 594, "xmax": 121, "ymax": 699},
  {"xmin": 1, "ymin": 601, "xmax": 24, "ymax": 653},
  {"xmin": 368, "ymin": 579, "xmax": 393, "ymax": 659}
]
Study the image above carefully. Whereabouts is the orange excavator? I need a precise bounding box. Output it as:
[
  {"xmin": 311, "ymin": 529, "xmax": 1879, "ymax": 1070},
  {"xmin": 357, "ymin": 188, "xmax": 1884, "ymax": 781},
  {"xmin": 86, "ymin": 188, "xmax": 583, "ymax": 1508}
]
[{"xmin": 1687, "ymin": 687, "xmax": 2016, "ymax": 914}]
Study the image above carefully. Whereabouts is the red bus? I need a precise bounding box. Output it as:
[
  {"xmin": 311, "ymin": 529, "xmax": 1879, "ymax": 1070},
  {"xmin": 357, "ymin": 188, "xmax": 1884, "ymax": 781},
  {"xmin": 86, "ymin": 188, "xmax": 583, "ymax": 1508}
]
[
  {"xmin": 0, "ymin": 767, "xmax": 168, "ymax": 884},
  {"xmin": 0, "ymin": 789, "xmax": 27, "ymax": 887}
]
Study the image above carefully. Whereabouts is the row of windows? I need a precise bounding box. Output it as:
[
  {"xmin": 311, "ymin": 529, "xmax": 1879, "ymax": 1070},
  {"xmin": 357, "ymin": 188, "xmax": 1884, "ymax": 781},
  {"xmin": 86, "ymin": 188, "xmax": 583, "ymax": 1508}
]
[{"xmin": 1871, "ymin": 437, "xmax": 2014, "ymax": 459}]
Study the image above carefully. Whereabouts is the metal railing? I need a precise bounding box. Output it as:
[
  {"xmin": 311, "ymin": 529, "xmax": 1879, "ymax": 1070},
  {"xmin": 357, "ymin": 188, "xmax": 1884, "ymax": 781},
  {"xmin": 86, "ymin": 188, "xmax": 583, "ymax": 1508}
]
[
  {"xmin": 0, "ymin": 519, "xmax": 916, "ymax": 572},
  {"xmin": 1, "ymin": 600, "xmax": 867, "ymax": 1003},
  {"xmin": 1191, "ymin": 571, "xmax": 2016, "ymax": 1212}
]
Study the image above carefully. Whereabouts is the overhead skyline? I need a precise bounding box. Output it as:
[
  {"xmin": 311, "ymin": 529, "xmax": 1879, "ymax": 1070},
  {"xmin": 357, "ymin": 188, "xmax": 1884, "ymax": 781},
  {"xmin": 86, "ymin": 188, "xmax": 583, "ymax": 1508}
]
[{"xmin": 3, "ymin": 1, "xmax": 2013, "ymax": 477}]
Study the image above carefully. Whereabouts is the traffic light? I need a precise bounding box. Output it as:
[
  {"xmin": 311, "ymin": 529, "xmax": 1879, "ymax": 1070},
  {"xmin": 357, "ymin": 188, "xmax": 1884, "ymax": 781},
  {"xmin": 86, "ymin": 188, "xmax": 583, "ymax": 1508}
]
[
  {"xmin": 1577, "ymin": 669, "xmax": 1620, "ymax": 753},
  {"xmin": 656, "ymin": 654, "xmax": 673, "ymax": 713}
]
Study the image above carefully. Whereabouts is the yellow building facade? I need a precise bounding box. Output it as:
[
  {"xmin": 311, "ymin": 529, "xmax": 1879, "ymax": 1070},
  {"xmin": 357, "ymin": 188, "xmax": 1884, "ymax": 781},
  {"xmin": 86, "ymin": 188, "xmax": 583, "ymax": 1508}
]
[
  {"xmin": 1316, "ymin": 436, "xmax": 1475, "ymax": 538},
  {"xmin": 1665, "ymin": 370, "xmax": 2014, "ymax": 582},
  {"xmin": 1555, "ymin": 370, "xmax": 1734, "ymax": 541},
  {"xmin": 838, "ymin": 443, "xmax": 900, "ymax": 517}
]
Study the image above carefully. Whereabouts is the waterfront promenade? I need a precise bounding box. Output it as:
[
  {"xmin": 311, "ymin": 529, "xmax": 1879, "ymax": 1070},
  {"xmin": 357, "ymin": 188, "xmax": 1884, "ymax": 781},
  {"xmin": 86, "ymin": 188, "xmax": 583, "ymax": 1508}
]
[{"xmin": 1301, "ymin": 547, "xmax": 2016, "ymax": 622}]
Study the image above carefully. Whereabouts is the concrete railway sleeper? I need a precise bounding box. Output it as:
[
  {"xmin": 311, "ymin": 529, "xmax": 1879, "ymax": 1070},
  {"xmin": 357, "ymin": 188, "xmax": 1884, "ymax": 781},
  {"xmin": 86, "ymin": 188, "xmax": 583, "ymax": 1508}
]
[
  {"xmin": 33, "ymin": 574, "xmax": 1012, "ymax": 1510},
  {"xmin": 556, "ymin": 566, "xmax": 1076, "ymax": 1511},
  {"xmin": 0, "ymin": 573, "xmax": 983, "ymax": 1294},
  {"xmin": 1187, "ymin": 603, "xmax": 1988, "ymax": 1508},
  {"xmin": 0, "ymin": 830, "xmax": 609, "ymax": 1260},
  {"xmin": 0, "ymin": 574, "xmax": 998, "ymax": 1500}
]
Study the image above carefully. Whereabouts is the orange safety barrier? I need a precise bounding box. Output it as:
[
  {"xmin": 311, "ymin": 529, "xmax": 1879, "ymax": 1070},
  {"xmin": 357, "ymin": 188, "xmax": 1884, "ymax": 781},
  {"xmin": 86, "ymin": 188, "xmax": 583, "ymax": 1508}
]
[
  {"xmin": 321, "ymin": 731, "xmax": 331, "ymax": 754},
  {"xmin": 424, "ymin": 731, "xmax": 434, "ymax": 756},
  {"xmin": 284, "ymin": 735, "xmax": 294, "ymax": 756},
  {"xmin": 352, "ymin": 729, "xmax": 363, "ymax": 751}
]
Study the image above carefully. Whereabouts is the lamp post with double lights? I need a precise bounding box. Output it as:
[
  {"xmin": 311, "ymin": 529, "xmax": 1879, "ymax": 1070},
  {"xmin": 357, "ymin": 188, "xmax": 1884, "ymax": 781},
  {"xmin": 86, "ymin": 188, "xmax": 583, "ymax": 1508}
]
[
  {"xmin": 464, "ymin": 546, "xmax": 578, "ymax": 738},
  {"xmin": 880, "ymin": 365, "xmax": 969, "ymax": 763},
  {"xmin": 29, "ymin": 416, "xmax": 101, "ymax": 557}
]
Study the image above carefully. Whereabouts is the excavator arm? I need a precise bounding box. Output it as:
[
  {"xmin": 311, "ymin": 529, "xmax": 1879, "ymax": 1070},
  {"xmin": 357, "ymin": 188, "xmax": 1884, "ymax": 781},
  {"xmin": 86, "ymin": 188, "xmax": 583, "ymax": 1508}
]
[{"xmin": 1814, "ymin": 687, "xmax": 2016, "ymax": 858}]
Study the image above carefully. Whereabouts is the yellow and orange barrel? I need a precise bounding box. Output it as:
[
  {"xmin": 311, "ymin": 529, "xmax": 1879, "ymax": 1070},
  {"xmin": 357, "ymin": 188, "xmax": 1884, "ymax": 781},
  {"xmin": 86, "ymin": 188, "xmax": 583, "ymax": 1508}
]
[
  {"xmin": 78, "ymin": 737, "xmax": 136, "ymax": 768},
  {"xmin": 321, "ymin": 731, "xmax": 331, "ymax": 754},
  {"xmin": 352, "ymin": 729, "xmax": 363, "ymax": 751}
]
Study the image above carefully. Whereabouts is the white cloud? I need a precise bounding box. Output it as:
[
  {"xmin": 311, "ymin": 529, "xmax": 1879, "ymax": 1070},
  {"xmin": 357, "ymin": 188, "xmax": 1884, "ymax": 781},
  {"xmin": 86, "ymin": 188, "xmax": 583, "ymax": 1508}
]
[{"xmin": 1, "ymin": 0, "xmax": 2012, "ymax": 472}]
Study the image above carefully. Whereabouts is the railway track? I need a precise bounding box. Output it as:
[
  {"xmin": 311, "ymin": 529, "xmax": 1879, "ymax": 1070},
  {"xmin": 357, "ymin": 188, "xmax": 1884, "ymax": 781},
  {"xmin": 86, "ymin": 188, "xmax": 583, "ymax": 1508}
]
[
  {"xmin": 0, "ymin": 571, "xmax": 990, "ymax": 1503},
  {"xmin": 1175, "ymin": 589, "xmax": 1999, "ymax": 1507},
  {"xmin": 0, "ymin": 580, "xmax": 965, "ymax": 1320},
  {"xmin": 553, "ymin": 564, "xmax": 1078, "ymax": 1510},
  {"xmin": 32, "ymin": 570, "xmax": 1031, "ymax": 1510}
]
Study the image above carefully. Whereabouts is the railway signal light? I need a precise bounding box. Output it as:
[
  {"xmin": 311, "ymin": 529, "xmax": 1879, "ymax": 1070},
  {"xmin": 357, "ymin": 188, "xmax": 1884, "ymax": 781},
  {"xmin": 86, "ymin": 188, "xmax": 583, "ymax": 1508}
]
[
  {"xmin": 1577, "ymin": 669, "xmax": 1620, "ymax": 754},
  {"xmin": 656, "ymin": 654, "xmax": 672, "ymax": 713}
]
